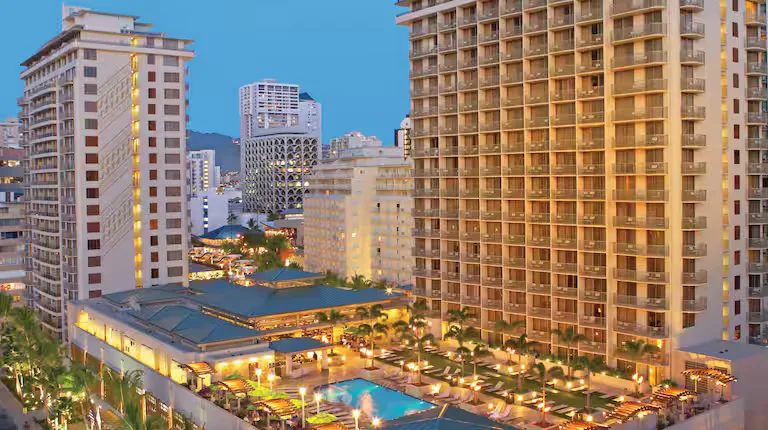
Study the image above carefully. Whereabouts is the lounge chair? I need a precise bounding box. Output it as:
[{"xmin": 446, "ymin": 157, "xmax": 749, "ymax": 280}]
[
  {"xmin": 491, "ymin": 405, "xmax": 513, "ymax": 421},
  {"xmin": 434, "ymin": 388, "xmax": 453, "ymax": 400},
  {"xmin": 424, "ymin": 366, "xmax": 445, "ymax": 375},
  {"xmin": 486, "ymin": 403, "xmax": 504, "ymax": 417},
  {"xmin": 486, "ymin": 381, "xmax": 505, "ymax": 393}
]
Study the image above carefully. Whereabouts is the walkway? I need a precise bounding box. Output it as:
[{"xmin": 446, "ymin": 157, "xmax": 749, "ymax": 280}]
[{"xmin": 0, "ymin": 380, "xmax": 44, "ymax": 430}]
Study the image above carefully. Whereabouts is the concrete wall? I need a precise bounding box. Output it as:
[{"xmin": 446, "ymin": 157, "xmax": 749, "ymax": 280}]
[
  {"xmin": 72, "ymin": 326, "xmax": 257, "ymax": 430},
  {"xmin": 665, "ymin": 397, "xmax": 745, "ymax": 430}
]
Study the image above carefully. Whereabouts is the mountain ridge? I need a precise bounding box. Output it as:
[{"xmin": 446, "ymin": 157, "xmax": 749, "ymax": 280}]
[{"xmin": 187, "ymin": 130, "xmax": 240, "ymax": 172}]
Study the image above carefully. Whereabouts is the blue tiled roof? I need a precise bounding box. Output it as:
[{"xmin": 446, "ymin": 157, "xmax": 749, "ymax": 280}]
[
  {"xmin": 103, "ymin": 288, "xmax": 184, "ymax": 306},
  {"xmin": 269, "ymin": 337, "xmax": 328, "ymax": 354},
  {"xmin": 200, "ymin": 225, "xmax": 250, "ymax": 240},
  {"xmin": 298, "ymin": 92, "xmax": 315, "ymax": 102},
  {"xmin": 188, "ymin": 279, "xmax": 400, "ymax": 318},
  {"xmin": 397, "ymin": 283, "xmax": 414, "ymax": 291},
  {"xmin": 379, "ymin": 405, "xmax": 519, "ymax": 429},
  {"xmin": 128, "ymin": 305, "xmax": 261, "ymax": 344},
  {"xmin": 247, "ymin": 268, "xmax": 323, "ymax": 283}
]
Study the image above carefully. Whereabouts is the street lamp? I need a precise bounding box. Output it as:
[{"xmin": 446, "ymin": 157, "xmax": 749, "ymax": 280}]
[
  {"xmin": 372, "ymin": 417, "xmax": 381, "ymax": 427},
  {"xmin": 314, "ymin": 392, "xmax": 322, "ymax": 414},
  {"xmin": 352, "ymin": 409, "xmax": 361, "ymax": 430},
  {"xmin": 267, "ymin": 373, "xmax": 275, "ymax": 391},
  {"xmin": 255, "ymin": 368, "xmax": 262, "ymax": 388},
  {"xmin": 299, "ymin": 387, "xmax": 306, "ymax": 428}
]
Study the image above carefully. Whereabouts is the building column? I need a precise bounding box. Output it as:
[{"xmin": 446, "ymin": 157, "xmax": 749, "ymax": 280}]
[
  {"xmin": 321, "ymin": 349, "xmax": 329, "ymax": 370},
  {"xmin": 285, "ymin": 355, "xmax": 293, "ymax": 378}
]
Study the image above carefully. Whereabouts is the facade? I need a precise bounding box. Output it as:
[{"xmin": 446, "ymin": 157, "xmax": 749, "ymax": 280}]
[
  {"xmin": 19, "ymin": 6, "xmax": 193, "ymax": 338},
  {"xmin": 304, "ymin": 133, "xmax": 413, "ymax": 284},
  {"xmin": 241, "ymin": 134, "xmax": 320, "ymax": 213},
  {"xmin": 0, "ymin": 118, "xmax": 20, "ymax": 148},
  {"xmin": 239, "ymin": 79, "xmax": 299, "ymax": 138},
  {"xmin": 395, "ymin": 115, "xmax": 413, "ymax": 154},
  {"xmin": 395, "ymin": 0, "xmax": 758, "ymax": 383},
  {"xmin": 299, "ymin": 92, "xmax": 323, "ymax": 141},
  {"xmin": 188, "ymin": 149, "xmax": 218, "ymax": 196},
  {"xmin": 0, "ymin": 149, "xmax": 25, "ymax": 306},
  {"xmin": 189, "ymin": 188, "xmax": 242, "ymax": 236}
]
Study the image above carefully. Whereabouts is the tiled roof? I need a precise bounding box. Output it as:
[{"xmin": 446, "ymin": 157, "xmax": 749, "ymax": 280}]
[
  {"xmin": 247, "ymin": 268, "xmax": 323, "ymax": 283},
  {"xmin": 269, "ymin": 337, "xmax": 329, "ymax": 354},
  {"xmin": 128, "ymin": 305, "xmax": 261, "ymax": 344},
  {"xmin": 189, "ymin": 262, "xmax": 222, "ymax": 273},
  {"xmin": 103, "ymin": 288, "xmax": 184, "ymax": 306},
  {"xmin": 379, "ymin": 405, "xmax": 519, "ymax": 429},
  {"xmin": 199, "ymin": 225, "xmax": 250, "ymax": 240},
  {"xmin": 189, "ymin": 279, "xmax": 400, "ymax": 318}
]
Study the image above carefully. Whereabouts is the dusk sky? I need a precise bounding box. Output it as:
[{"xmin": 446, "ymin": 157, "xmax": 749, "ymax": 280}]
[{"xmin": 0, "ymin": 1, "xmax": 411, "ymax": 143}]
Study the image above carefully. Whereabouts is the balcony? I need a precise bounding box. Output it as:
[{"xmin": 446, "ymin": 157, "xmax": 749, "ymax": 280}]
[
  {"xmin": 528, "ymin": 330, "xmax": 551, "ymax": 342},
  {"xmin": 613, "ymin": 320, "xmax": 669, "ymax": 339},
  {"xmin": 612, "ymin": 23, "xmax": 667, "ymax": 43},
  {"xmin": 682, "ymin": 297, "xmax": 707, "ymax": 312},
  {"xmin": 749, "ymin": 188, "xmax": 768, "ymax": 199},
  {"xmin": 750, "ymin": 238, "xmax": 768, "ymax": 249},
  {"xmin": 748, "ymin": 312, "xmax": 768, "ymax": 323},
  {"xmin": 747, "ymin": 87, "xmax": 768, "ymax": 99},
  {"xmin": 579, "ymin": 189, "xmax": 606, "ymax": 200},
  {"xmin": 613, "ymin": 189, "xmax": 668, "ymax": 202},
  {"xmin": 410, "ymin": 46, "xmax": 438, "ymax": 58},
  {"xmin": 551, "ymin": 113, "xmax": 576, "ymax": 126},
  {"xmin": 552, "ymin": 262, "xmax": 577, "ymax": 274},
  {"xmin": 613, "ymin": 78, "xmax": 667, "ymax": 95},
  {"xmin": 413, "ymin": 267, "xmax": 441, "ymax": 278},
  {"xmin": 681, "ymin": 78, "xmax": 705, "ymax": 92},
  {"xmin": 615, "ymin": 294, "xmax": 669, "ymax": 311},
  {"xmin": 747, "ymin": 38, "xmax": 767, "ymax": 50},
  {"xmin": 613, "ymin": 216, "xmax": 668, "ymax": 229},
  {"xmin": 681, "ymin": 190, "xmax": 706, "ymax": 202},
  {"xmin": 614, "ymin": 269, "xmax": 669, "ymax": 283},
  {"xmin": 681, "ymin": 106, "xmax": 706, "ymax": 120},
  {"xmin": 579, "ymin": 112, "xmax": 605, "ymax": 124},
  {"xmin": 504, "ymin": 280, "xmax": 526, "ymax": 291},
  {"xmin": 410, "ymin": 66, "xmax": 437, "ymax": 77},
  {"xmin": 462, "ymin": 295, "xmax": 481, "ymax": 305},
  {"xmin": 577, "ymin": 33, "xmax": 603, "ymax": 49},
  {"xmin": 613, "ymin": 348, "xmax": 669, "ymax": 366},
  {"xmin": 524, "ymin": 22, "xmax": 548, "ymax": 35},
  {"xmin": 552, "ymin": 311, "xmax": 577, "ymax": 323},
  {"xmin": 579, "ymin": 240, "xmax": 606, "ymax": 251},
  {"xmin": 580, "ymin": 290, "xmax": 607, "ymax": 303},
  {"xmin": 502, "ymin": 0, "xmax": 523, "ymax": 15},
  {"xmin": 679, "ymin": 0, "xmax": 704, "ymax": 10},
  {"xmin": 504, "ymin": 303, "xmax": 526, "ymax": 313},
  {"xmin": 580, "ymin": 340, "xmax": 607, "ymax": 354},
  {"xmin": 410, "ymin": 26, "xmax": 437, "ymax": 39},
  {"xmin": 680, "ymin": 49, "xmax": 705, "ymax": 65},
  {"xmin": 528, "ymin": 306, "xmax": 552, "ymax": 318},
  {"xmin": 553, "ymin": 213, "xmax": 576, "ymax": 224},
  {"xmin": 612, "ymin": 51, "xmax": 667, "ymax": 69},
  {"xmin": 749, "ymin": 212, "xmax": 768, "ymax": 224},
  {"xmin": 502, "ymin": 27, "xmax": 523, "ymax": 40},
  {"xmin": 580, "ymin": 265, "xmax": 607, "ymax": 277},
  {"xmin": 748, "ymin": 112, "xmax": 768, "ymax": 125},
  {"xmin": 680, "ymin": 21, "xmax": 704, "ymax": 38},
  {"xmin": 483, "ymin": 299, "xmax": 503, "ymax": 310},
  {"xmin": 527, "ymin": 260, "xmax": 551, "ymax": 271},
  {"xmin": 682, "ymin": 134, "xmax": 706, "ymax": 148},
  {"xmin": 578, "ymin": 59, "xmax": 604, "ymax": 74},
  {"xmin": 504, "ymin": 235, "xmax": 526, "ymax": 245},
  {"xmin": 682, "ymin": 271, "xmax": 708, "ymax": 285},
  {"xmin": 614, "ymin": 106, "xmax": 668, "ymax": 122},
  {"xmin": 550, "ymin": 39, "xmax": 575, "ymax": 53},
  {"xmin": 611, "ymin": 0, "xmax": 666, "ymax": 18}
]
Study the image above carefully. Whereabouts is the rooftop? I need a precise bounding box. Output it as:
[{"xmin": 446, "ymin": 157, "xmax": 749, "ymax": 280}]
[
  {"xmin": 188, "ymin": 279, "xmax": 400, "ymax": 319},
  {"xmin": 677, "ymin": 339, "xmax": 768, "ymax": 361},
  {"xmin": 269, "ymin": 337, "xmax": 329, "ymax": 354},
  {"xmin": 189, "ymin": 262, "xmax": 222, "ymax": 273},
  {"xmin": 378, "ymin": 405, "xmax": 519, "ymax": 429},
  {"xmin": 299, "ymin": 92, "xmax": 315, "ymax": 102},
  {"xmin": 199, "ymin": 225, "xmax": 251, "ymax": 240},
  {"xmin": 246, "ymin": 267, "xmax": 323, "ymax": 284},
  {"xmin": 129, "ymin": 305, "xmax": 260, "ymax": 344}
]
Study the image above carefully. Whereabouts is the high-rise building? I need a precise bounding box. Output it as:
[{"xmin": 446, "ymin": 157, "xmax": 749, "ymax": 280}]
[
  {"xmin": 0, "ymin": 148, "xmax": 25, "ymax": 307},
  {"xmin": 304, "ymin": 132, "xmax": 413, "ymax": 284},
  {"xmin": 188, "ymin": 149, "xmax": 218, "ymax": 196},
  {"xmin": 240, "ymin": 80, "xmax": 321, "ymax": 214},
  {"xmin": 19, "ymin": 6, "xmax": 193, "ymax": 338},
  {"xmin": 0, "ymin": 118, "xmax": 20, "ymax": 148},
  {"xmin": 396, "ymin": 0, "xmax": 758, "ymax": 382}
]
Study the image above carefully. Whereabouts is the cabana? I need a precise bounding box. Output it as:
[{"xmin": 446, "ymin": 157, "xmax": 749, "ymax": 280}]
[
  {"xmin": 269, "ymin": 337, "xmax": 334, "ymax": 378},
  {"xmin": 651, "ymin": 387, "xmax": 697, "ymax": 407},
  {"xmin": 181, "ymin": 361, "xmax": 215, "ymax": 391},
  {"xmin": 558, "ymin": 422, "xmax": 609, "ymax": 430},
  {"xmin": 252, "ymin": 398, "xmax": 299, "ymax": 430},
  {"xmin": 682, "ymin": 367, "xmax": 737, "ymax": 401},
  {"xmin": 606, "ymin": 401, "xmax": 660, "ymax": 423}
]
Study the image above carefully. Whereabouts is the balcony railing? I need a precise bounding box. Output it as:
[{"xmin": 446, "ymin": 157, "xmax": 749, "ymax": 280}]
[
  {"xmin": 612, "ymin": 0, "xmax": 666, "ymax": 17},
  {"xmin": 612, "ymin": 23, "xmax": 667, "ymax": 43},
  {"xmin": 682, "ymin": 297, "xmax": 707, "ymax": 312},
  {"xmin": 613, "ymin": 320, "xmax": 669, "ymax": 338}
]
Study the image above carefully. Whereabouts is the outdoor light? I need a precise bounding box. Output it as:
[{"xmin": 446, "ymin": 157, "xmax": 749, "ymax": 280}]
[
  {"xmin": 372, "ymin": 418, "xmax": 381, "ymax": 427},
  {"xmin": 299, "ymin": 387, "xmax": 307, "ymax": 428},
  {"xmin": 353, "ymin": 409, "xmax": 361, "ymax": 430},
  {"xmin": 255, "ymin": 368, "xmax": 263, "ymax": 388},
  {"xmin": 268, "ymin": 373, "xmax": 275, "ymax": 391},
  {"xmin": 315, "ymin": 392, "xmax": 322, "ymax": 414},
  {"xmin": 619, "ymin": 396, "xmax": 625, "ymax": 402},
  {"xmin": 386, "ymin": 287, "xmax": 393, "ymax": 295},
  {"xmin": 586, "ymin": 415, "xmax": 594, "ymax": 422}
]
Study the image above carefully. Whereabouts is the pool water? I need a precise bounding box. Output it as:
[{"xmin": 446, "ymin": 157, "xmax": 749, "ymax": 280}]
[{"xmin": 318, "ymin": 378, "xmax": 435, "ymax": 421}]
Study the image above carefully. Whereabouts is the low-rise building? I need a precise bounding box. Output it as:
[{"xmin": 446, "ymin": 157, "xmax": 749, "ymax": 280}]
[
  {"xmin": 304, "ymin": 133, "xmax": 412, "ymax": 284},
  {"xmin": 189, "ymin": 188, "xmax": 242, "ymax": 236}
]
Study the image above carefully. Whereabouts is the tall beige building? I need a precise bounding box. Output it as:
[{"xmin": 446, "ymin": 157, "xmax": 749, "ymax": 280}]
[
  {"xmin": 304, "ymin": 132, "xmax": 413, "ymax": 285},
  {"xmin": 19, "ymin": 7, "xmax": 193, "ymax": 339},
  {"xmin": 396, "ymin": 0, "xmax": 763, "ymax": 382}
]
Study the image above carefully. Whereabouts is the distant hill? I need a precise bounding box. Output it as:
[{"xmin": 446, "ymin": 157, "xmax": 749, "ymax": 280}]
[{"xmin": 187, "ymin": 130, "xmax": 240, "ymax": 172}]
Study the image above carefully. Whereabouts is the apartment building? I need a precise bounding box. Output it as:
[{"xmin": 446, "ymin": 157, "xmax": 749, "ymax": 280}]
[
  {"xmin": 188, "ymin": 149, "xmax": 218, "ymax": 196},
  {"xmin": 18, "ymin": 6, "xmax": 194, "ymax": 338},
  {"xmin": 395, "ymin": 0, "xmax": 758, "ymax": 383},
  {"xmin": 1, "ymin": 118, "xmax": 20, "ymax": 148},
  {"xmin": 0, "ymin": 148, "xmax": 25, "ymax": 306},
  {"xmin": 304, "ymin": 132, "xmax": 413, "ymax": 284}
]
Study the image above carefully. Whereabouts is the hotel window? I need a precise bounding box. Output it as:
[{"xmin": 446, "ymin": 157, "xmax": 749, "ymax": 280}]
[
  {"xmin": 149, "ymin": 219, "xmax": 158, "ymax": 230},
  {"xmin": 147, "ymin": 54, "xmax": 155, "ymax": 65},
  {"xmin": 683, "ymin": 313, "xmax": 695, "ymax": 328},
  {"xmin": 87, "ymin": 205, "xmax": 99, "ymax": 216},
  {"xmin": 83, "ymin": 66, "xmax": 97, "ymax": 78},
  {"xmin": 84, "ymin": 84, "xmax": 97, "ymax": 95},
  {"xmin": 165, "ymin": 138, "xmax": 180, "ymax": 148},
  {"xmin": 735, "ymin": 275, "xmax": 741, "ymax": 290},
  {"xmin": 165, "ymin": 154, "xmax": 181, "ymax": 164},
  {"xmin": 164, "ymin": 72, "xmax": 180, "ymax": 83},
  {"xmin": 150, "ymin": 203, "xmax": 157, "ymax": 214},
  {"xmin": 149, "ymin": 137, "xmax": 157, "ymax": 147},
  {"xmin": 149, "ymin": 187, "xmax": 157, "ymax": 197},
  {"xmin": 88, "ymin": 273, "xmax": 102, "ymax": 284},
  {"xmin": 167, "ymin": 266, "xmax": 183, "ymax": 277},
  {"xmin": 148, "ymin": 71, "xmax": 156, "ymax": 82},
  {"xmin": 149, "ymin": 154, "xmax": 157, "ymax": 164},
  {"xmin": 84, "ymin": 119, "xmax": 98, "ymax": 129},
  {"xmin": 150, "ymin": 170, "xmax": 158, "ymax": 180},
  {"xmin": 148, "ymin": 88, "xmax": 156, "ymax": 99},
  {"xmin": 87, "ymin": 222, "xmax": 99, "ymax": 233},
  {"xmin": 85, "ymin": 171, "xmax": 98, "ymax": 181},
  {"xmin": 733, "ymin": 74, "xmax": 739, "ymax": 88},
  {"xmin": 84, "ymin": 101, "xmax": 97, "ymax": 112},
  {"xmin": 735, "ymin": 325, "xmax": 741, "ymax": 340},
  {"xmin": 150, "ymin": 236, "xmax": 158, "ymax": 246},
  {"xmin": 85, "ymin": 153, "xmax": 98, "ymax": 164},
  {"xmin": 151, "ymin": 268, "xmax": 159, "ymax": 279},
  {"xmin": 87, "ymin": 240, "xmax": 101, "ymax": 250},
  {"xmin": 167, "ymin": 250, "xmax": 183, "ymax": 261},
  {"xmin": 166, "ymin": 218, "xmax": 182, "ymax": 229},
  {"xmin": 735, "ymin": 300, "xmax": 741, "ymax": 315},
  {"xmin": 85, "ymin": 136, "xmax": 98, "ymax": 147},
  {"xmin": 88, "ymin": 256, "xmax": 101, "ymax": 267},
  {"xmin": 84, "ymin": 49, "xmax": 97, "ymax": 60},
  {"xmin": 148, "ymin": 104, "xmax": 156, "ymax": 115},
  {"xmin": 86, "ymin": 188, "xmax": 99, "ymax": 198},
  {"xmin": 734, "ymin": 149, "xmax": 740, "ymax": 164}
]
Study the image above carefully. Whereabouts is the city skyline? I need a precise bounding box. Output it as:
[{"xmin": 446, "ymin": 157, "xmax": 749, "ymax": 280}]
[{"xmin": 0, "ymin": 0, "xmax": 410, "ymax": 144}]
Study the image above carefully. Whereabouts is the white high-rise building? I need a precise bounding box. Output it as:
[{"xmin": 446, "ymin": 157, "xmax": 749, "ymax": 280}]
[
  {"xmin": 19, "ymin": 6, "xmax": 193, "ymax": 338},
  {"xmin": 304, "ymin": 133, "xmax": 413, "ymax": 284},
  {"xmin": 188, "ymin": 149, "xmax": 218, "ymax": 196},
  {"xmin": 1, "ymin": 118, "xmax": 20, "ymax": 148},
  {"xmin": 240, "ymin": 80, "xmax": 322, "ymax": 213},
  {"xmin": 396, "ymin": 0, "xmax": 765, "ymax": 383}
]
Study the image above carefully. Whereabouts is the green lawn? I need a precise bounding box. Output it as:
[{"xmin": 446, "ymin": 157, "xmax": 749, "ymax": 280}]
[{"xmin": 376, "ymin": 348, "xmax": 615, "ymax": 416}]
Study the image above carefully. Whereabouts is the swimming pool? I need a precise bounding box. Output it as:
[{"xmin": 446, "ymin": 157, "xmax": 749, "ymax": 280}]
[{"xmin": 318, "ymin": 378, "xmax": 435, "ymax": 421}]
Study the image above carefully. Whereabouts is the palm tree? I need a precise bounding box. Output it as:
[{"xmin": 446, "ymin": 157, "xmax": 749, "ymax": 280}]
[
  {"xmin": 551, "ymin": 326, "xmax": 586, "ymax": 378},
  {"xmin": 470, "ymin": 343, "xmax": 493, "ymax": 377},
  {"xmin": 117, "ymin": 394, "xmax": 164, "ymax": 430},
  {"xmin": 226, "ymin": 213, "xmax": 239, "ymax": 225},
  {"xmin": 504, "ymin": 333, "xmax": 539, "ymax": 365},
  {"xmin": 246, "ymin": 218, "xmax": 257, "ymax": 230},
  {"xmin": 353, "ymin": 321, "xmax": 389, "ymax": 369},
  {"xmin": 443, "ymin": 325, "xmax": 480, "ymax": 376},
  {"xmin": 349, "ymin": 274, "xmax": 372, "ymax": 290},
  {"xmin": 447, "ymin": 306, "xmax": 472, "ymax": 326},
  {"xmin": 321, "ymin": 271, "xmax": 346, "ymax": 288},
  {"xmin": 102, "ymin": 368, "xmax": 144, "ymax": 415},
  {"xmin": 495, "ymin": 319, "xmax": 526, "ymax": 362},
  {"xmin": 394, "ymin": 315, "xmax": 435, "ymax": 384},
  {"xmin": 573, "ymin": 356, "xmax": 605, "ymax": 413},
  {"xmin": 59, "ymin": 363, "xmax": 100, "ymax": 430},
  {"xmin": 371, "ymin": 279, "xmax": 389, "ymax": 290},
  {"xmin": 530, "ymin": 363, "xmax": 564, "ymax": 426},
  {"xmin": 620, "ymin": 339, "xmax": 660, "ymax": 388},
  {"xmin": 0, "ymin": 293, "xmax": 12, "ymax": 328}
]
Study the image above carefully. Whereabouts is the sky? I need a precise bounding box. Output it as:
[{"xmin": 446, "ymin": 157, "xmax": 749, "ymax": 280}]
[{"xmin": 0, "ymin": 0, "xmax": 411, "ymax": 143}]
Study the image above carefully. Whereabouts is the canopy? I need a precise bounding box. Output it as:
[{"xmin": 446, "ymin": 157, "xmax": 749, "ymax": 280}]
[
  {"xmin": 606, "ymin": 401, "xmax": 660, "ymax": 422},
  {"xmin": 212, "ymin": 378, "xmax": 251, "ymax": 395},
  {"xmin": 253, "ymin": 398, "xmax": 298, "ymax": 417},
  {"xmin": 311, "ymin": 423, "xmax": 345, "ymax": 430},
  {"xmin": 182, "ymin": 362, "xmax": 215, "ymax": 376},
  {"xmin": 682, "ymin": 368, "xmax": 738, "ymax": 385},
  {"xmin": 651, "ymin": 387, "xmax": 696, "ymax": 406}
]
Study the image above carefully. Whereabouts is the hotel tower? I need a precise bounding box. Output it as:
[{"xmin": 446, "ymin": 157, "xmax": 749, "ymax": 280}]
[{"xmin": 396, "ymin": 0, "xmax": 767, "ymax": 382}]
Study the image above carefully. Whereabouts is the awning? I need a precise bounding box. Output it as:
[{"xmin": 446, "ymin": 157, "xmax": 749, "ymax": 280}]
[
  {"xmin": 182, "ymin": 362, "xmax": 215, "ymax": 376},
  {"xmin": 682, "ymin": 368, "xmax": 738, "ymax": 385},
  {"xmin": 310, "ymin": 423, "xmax": 345, "ymax": 430},
  {"xmin": 252, "ymin": 398, "xmax": 298, "ymax": 418},
  {"xmin": 606, "ymin": 401, "xmax": 660, "ymax": 423},
  {"xmin": 651, "ymin": 387, "xmax": 697, "ymax": 406},
  {"xmin": 212, "ymin": 378, "xmax": 251, "ymax": 395},
  {"xmin": 558, "ymin": 422, "xmax": 609, "ymax": 430}
]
